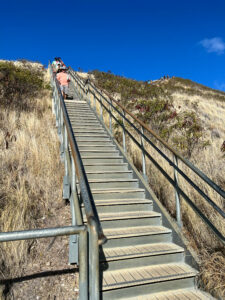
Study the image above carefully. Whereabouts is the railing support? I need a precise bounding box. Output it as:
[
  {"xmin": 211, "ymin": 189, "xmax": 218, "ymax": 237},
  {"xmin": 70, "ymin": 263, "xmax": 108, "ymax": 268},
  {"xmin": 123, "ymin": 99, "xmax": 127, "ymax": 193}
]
[
  {"xmin": 140, "ymin": 126, "xmax": 147, "ymax": 182},
  {"xmin": 79, "ymin": 229, "xmax": 88, "ymax": 300},
  {"xmin": 122, "ymin": 110, "xmax": 126, "ymax": 152},
  {"xmin": 63, "ymin": 127, "xmax": 70, "ymax": 200},
  {"xmin": 69, "ymin": 157, "xmax": 78, "ymax": 264},
  {"xmin": 174, "ymin": 155, "xmax": 182, "ymax": 227},
  {"xmin": 94, "ymin": 94, "xmax": 96, "ymax": 111},
  {"xmin": 89, "ymin": 218, "xmax": 100, "ymax": 300},
  {"xmin": 109, "ymin": 99, "xmax": 112, "ymax": 133},
  {"xmin": 100, "ymin": 95, "xmax": 103, "ymax": 121}
]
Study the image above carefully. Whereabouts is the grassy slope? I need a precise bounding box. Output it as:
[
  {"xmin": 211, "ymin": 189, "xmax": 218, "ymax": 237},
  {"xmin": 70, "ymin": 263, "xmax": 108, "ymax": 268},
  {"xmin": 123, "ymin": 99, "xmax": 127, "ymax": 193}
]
[
  {"xmin": 0, "ymin": 61, "xmax": 63, "ymax": 298},
  {"xmin": 90, "ymin": 70, "xmax": 225, "ymax": 298}
]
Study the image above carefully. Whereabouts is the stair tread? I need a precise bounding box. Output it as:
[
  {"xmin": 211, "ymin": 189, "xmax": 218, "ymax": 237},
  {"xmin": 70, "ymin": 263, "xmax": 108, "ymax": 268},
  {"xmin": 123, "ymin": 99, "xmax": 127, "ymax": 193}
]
[
  {"xmin": 99, "ymin": 210, "xmax": 160, "ymax": 218},
  {"xmin": 77, "ymin": 139, "xmax": 111, "ymax": 142},
  {"xmin": 86, "ymin": 171, "xmax": 132, "ymax": 174},
  {"xmin": 80, "ymin": 150, "xmax": 118, "ymax": 153},
  {"xmin": 84, "ymin": 163, "xmax": 128, "ymax": 166},
  {"xmin": 94, "ymin": 198, "xmax": 152, "ymax": 206},
  {"xmin": 104, "ymin": 225, "xmax": 171, "ymax": 239},
  {"xmin": 102, "ymin": 263, "xmax": 197, "ymax": 291},
  {"xmin": 79, "ymin": 145, "xmax": 115, "ymax": 147},
  {"xmin": 84, "ymin": 211, "xmax": 160, "ymax": 222},
  {"xmin": 126, "ymin": 288, "xmax": 211, "ymax": 300},
  {"xmin": 91, "ymin": 188, "xmax": 145, "ymax": 194},
  {"xmin": 75, "ymin": 134, "xmax": 109, "ymax": 137},
  {"xmin": 88, "ymin": 179, "xmax": 138, "ymax": 183},
  {"xmin": 103, "ymin": 242, "xmax": 184, "ymax": 262}
]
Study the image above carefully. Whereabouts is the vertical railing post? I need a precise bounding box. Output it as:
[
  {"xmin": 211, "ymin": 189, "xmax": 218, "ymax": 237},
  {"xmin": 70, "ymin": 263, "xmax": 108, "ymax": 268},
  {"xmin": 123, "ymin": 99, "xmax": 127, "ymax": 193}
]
[
  {"xmin": 94, "ymin": 93, "xmax": 96, "ymax": 111},
  {"xmin": 63, "ymin": 127, "xmax": 70, "ymax": 201},
  {"xmin": 55, "ymin": 91, "xmax": 59, "ymax": 128},
  {"xmin": 52, "ymin": 86, "xmax": 56, "ymax": 115},
  {"xmin": 59, "ymin": 108, "xmax": 64, "ymax": 161},
  {"xmin": 69, "ymin": 157, "xmax": 78, "ymax": 264},
  {"xmin": 79, "ymin": 229, "xmax": 88, "ymax": 300},
  {"xmin": 140, "ymin": 126, "xmax": 147, "ymax": 181},
  {"xmin": 174, "ymin": 155, "xmax": 182, "ymax": 227},
  {"xmin": 109, "ymin": 98, "xmax": 112, "ymax": 133},
  {"xmin": 100, "ymin": 95, "xmax": 103, "ymax": 121},
  {"xmin": 89, "ymin": 218, "xmax": 99, "ymax": 300},
  {"xmin": 87, "ymin": 84, "xmax": 91, "ymax": 106},
  {"xmin": 122, "ymin": 109, "xmax": 126, "ymax": 152}
]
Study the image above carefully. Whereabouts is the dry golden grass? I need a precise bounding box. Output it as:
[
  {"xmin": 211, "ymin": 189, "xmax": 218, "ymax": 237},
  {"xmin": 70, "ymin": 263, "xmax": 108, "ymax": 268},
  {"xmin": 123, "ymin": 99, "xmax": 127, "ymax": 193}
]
[{"xmin": 0, "ymin": 69, "xmax": 63, "ymax": 297}]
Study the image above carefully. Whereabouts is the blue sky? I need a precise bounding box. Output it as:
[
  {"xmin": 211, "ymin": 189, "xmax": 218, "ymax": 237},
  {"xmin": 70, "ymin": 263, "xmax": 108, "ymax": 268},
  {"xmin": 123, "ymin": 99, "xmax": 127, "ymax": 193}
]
[{"xmin": 1, "ymin": 0, "xmax": 225, "ymax": 91}]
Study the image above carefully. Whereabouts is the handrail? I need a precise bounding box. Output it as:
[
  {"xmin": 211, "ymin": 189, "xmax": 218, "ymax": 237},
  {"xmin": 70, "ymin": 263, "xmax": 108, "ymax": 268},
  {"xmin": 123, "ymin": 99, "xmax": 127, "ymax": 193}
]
[
  {"xmin": 69, "ymin": 68, "xmax": 225, "ymax": 245},
  {"xmin": 71, "ymin": 69, "xmax": 225, "ymax": 199},
  {"xmin": 52, "ymin": 67, "xmax": 106, "ymax": 245}
]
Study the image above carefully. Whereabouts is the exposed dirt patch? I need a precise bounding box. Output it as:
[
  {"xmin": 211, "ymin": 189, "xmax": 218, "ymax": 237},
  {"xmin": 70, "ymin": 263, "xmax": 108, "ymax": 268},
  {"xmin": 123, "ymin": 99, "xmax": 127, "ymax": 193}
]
[{"xmin": 5, "ymin": 200, "xmax": 79, "ymax": 300}]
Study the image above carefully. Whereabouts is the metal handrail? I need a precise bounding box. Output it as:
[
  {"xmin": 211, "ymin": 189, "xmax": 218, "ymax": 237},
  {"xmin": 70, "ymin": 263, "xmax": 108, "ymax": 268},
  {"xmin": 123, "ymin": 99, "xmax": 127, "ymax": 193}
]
[{"xmin": 70, "ymin": 68, "xmax": 225, "ymax": 245}]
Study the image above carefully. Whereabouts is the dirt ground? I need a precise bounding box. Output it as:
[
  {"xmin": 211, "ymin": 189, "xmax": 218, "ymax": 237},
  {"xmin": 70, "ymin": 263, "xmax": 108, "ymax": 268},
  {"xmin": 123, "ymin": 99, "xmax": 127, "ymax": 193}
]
[{"xmin": 4, "ymin": 199, "xmax": 79, "ymax": 300}]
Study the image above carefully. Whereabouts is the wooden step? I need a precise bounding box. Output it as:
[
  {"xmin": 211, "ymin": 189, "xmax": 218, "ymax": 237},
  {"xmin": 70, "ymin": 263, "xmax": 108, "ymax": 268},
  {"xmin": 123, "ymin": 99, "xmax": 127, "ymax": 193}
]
[
  {"xmin": 129, "ymin": 289, "xmax": 212, "ymax": 299},
  {"xmin": 86, "ymin": 170, "xmax": 133, "ymax": 180},
  {"xmin": 102, "ymin": 263, "xmax": 197, "ymax": 299},
  {"xmin": 80, "ymin": 150, "xmax": 119, "ymax": 157},
  {"xmin": 90, "ymin": 188, "xmax": 145, "ymax": 200},
  {"xmin": 101, "ymin": 242, "xmax": 184, "ymax": 271},
  {"xmin": 82, "ymin": 156, "xmax": 124, "ymax": 164},
  {"xmin": 78, "ymin": 145, "xmax": 116, "ymax": 151},
  {"xmin": 103, "ymin": 243, "xmax": 184, "ymax": 263},
  {"xmin": 87, "ymin": 178, "xmax": 139, "ymax": 189},
  {"xmin": 103, "ymin": 225, "xmax": 172, "ymax": 247},
  {"xmin": 120, "ymin": 288, "xmax": 211, "ymax": 300},
  {"xmin": 84, "ymin": 163, "xmax": 129, "ymax": 172},
  {"xmin": 84, "ymin": 211, "xmax": 161, "ymax": 229},
  {"xmin": 83, "ymin": 198, "xmax": 153, "ymax": 213}
]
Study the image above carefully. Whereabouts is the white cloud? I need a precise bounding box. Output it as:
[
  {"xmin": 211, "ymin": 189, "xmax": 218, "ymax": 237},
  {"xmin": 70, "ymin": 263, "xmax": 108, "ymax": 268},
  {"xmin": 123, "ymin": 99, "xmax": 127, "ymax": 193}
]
[{"xmin": 199, "ymin": 37, "xmax": 225, "ymax": 54}]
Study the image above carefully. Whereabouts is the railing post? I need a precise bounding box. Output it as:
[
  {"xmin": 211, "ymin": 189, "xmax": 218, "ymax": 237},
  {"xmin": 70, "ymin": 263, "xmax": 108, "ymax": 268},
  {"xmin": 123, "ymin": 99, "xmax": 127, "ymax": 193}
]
[
  {"xmin": 94, "ymin": 93, "xmax": 96, "ymax": 111},
  {"xmin": 59, "ymin": 109, "xmax": 65, "ymax": 161},
  {"xmin": 69, "ymin": 157, "xmax": 78, "ymax": 265},
  {"xmin": 109, "ymin": 99, "xmax": 112, "ymax": 133},
  {"xmin": 100, "ymin": 95, "xmax": 103, "ymax": 121},
  {"xmin": 52, "ymin": 86, "xmax": 56, "ymax": 115},
  {"xmin": 140, "ymin": 126, "xmax": 147, "ymax": 181},
  {"xmin": 174, "ymin": 155, "xmax": 182, "ymax": 227},
  {"xmin": 87, "ymin": 84, "xmax": 91, "ymax": 106},
  {"xmin": 79, "ymin": 229, "xmax": 88, "ymax": 300},
  {"xmin": 122, "ymin": 109, "xmax": 126, "ymax": 152},
  {"xmin": 63, "ymin": 127, "xmax": 70, "ymax": 201},
  {"xmin": 89, "ymin": 218, "xmax": 99, "ymax": 300},
  {"xmin": 55, "ymin": 92, "xmax": 59, "ymax": 128}
]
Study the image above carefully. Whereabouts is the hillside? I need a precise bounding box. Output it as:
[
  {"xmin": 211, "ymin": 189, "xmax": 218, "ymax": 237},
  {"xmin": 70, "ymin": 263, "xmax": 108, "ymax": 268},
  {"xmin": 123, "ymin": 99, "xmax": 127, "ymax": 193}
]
[
  {"xmin": 0, "ymin": 60, "xmax": 76, "ymax": 299},
  {"xmin": 88, "ymin": 70, "xmax": 225, "ymax": 298},
  {"xmin": 90, "ymin": 71, "xmax": 225, "ymax": 178}
]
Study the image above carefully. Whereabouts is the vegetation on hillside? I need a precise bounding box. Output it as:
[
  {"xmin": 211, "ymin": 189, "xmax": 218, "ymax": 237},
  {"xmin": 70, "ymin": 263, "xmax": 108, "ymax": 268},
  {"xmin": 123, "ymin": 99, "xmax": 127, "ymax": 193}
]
[
  {"xmin": 0, "ymin": 61, "xmax": 50, "ymax": 111},
  {"xmin": 90, "ymin": 70, "xmax": 225, "ymax": 298},
  {"xmin": 0, "ymin": 61, "xmax": 63, "ymax": 298},
  {"xmin": 90, "ymin": 70, "xmax": 218, "ymax": 158}
]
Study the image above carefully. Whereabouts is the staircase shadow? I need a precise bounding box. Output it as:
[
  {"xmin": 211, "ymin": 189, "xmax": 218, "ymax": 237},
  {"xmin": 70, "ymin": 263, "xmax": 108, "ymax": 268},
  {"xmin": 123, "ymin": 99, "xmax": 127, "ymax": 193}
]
[{"xmin": 0, "ymin": 267, "xmax": 78, "ymax": 285}]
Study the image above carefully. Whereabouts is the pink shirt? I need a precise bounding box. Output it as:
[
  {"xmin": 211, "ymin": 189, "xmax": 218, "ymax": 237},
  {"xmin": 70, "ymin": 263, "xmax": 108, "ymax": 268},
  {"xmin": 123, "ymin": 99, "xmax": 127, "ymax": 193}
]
[{"xmin": 56, "ymin": 72, "xmax": 70, "ymax": 86}]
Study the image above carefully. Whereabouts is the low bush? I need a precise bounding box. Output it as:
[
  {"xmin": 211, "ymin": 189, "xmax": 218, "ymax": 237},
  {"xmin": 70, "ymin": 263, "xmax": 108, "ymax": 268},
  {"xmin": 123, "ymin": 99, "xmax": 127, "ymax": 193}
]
[{"xmin": 0, "ymin": 61, "xmax": 45, "ymax": 111}]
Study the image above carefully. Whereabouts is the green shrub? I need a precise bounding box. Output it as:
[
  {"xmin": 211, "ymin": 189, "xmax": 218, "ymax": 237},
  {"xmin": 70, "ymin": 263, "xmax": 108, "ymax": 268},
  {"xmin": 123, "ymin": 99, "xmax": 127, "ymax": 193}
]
[{"xmin": 0, "ymin": 62, "xmax": 45, "ymax": 111}]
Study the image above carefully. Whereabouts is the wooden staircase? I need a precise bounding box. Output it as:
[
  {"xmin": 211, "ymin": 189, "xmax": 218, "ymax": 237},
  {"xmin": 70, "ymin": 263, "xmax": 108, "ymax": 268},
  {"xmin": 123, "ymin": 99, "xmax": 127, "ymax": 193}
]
[{"xmin": 65, "ymin": 99, "xmax": 212, "ymax": 300}]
